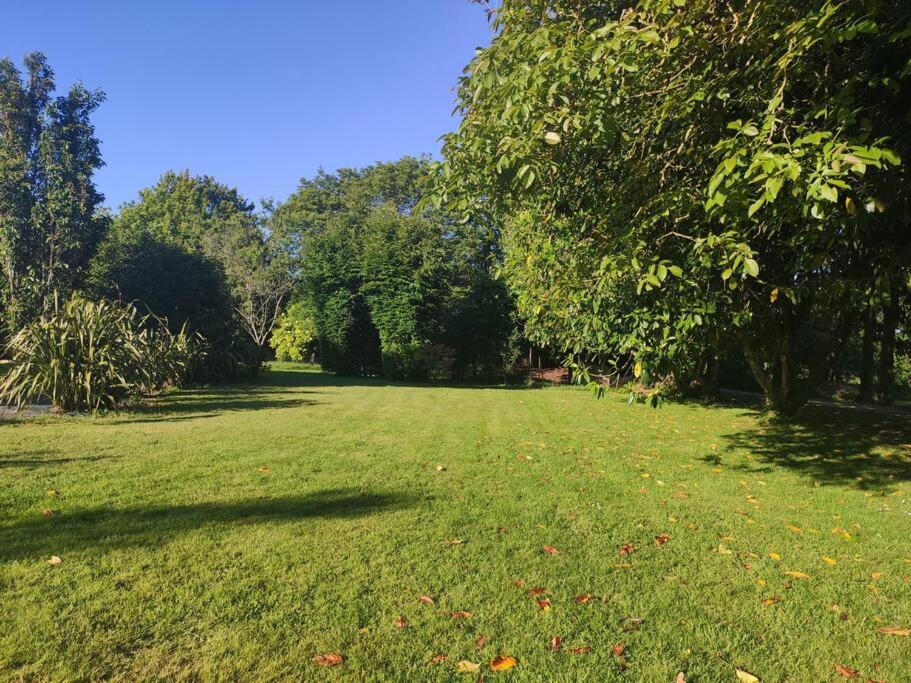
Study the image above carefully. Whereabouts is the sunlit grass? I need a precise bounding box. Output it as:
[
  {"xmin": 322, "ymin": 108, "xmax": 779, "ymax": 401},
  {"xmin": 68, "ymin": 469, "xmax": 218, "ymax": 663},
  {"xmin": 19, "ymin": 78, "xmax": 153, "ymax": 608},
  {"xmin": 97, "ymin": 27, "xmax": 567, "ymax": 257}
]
[{"xmin": 1, "ymin": 363, "xmax": 909, "ymax": 680}]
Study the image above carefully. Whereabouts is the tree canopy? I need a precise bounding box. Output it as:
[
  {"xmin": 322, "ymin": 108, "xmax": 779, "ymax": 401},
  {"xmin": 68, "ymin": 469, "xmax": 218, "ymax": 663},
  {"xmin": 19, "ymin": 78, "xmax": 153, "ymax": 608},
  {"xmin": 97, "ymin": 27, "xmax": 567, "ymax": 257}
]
[{"xmin": 433, "ymin": 0, "xmax": 911, "ymax": 412}]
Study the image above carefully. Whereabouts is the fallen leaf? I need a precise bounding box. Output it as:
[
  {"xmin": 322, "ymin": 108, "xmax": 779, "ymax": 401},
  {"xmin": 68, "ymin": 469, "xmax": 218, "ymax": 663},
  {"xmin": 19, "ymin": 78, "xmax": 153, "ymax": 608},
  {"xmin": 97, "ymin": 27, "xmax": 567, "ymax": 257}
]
[
  {"xmin": 497, "ymin": 527, "xmax": 508, "ymax": 533},
  {"xmin": 550, "ymin": 635, "xmax": 562, "ymax": 651},
  {"xmin": 513, "ymin": 579, "xmax": 526, "ymax": 587},
  {"xmin": 445, "ymin": 539, "xmax": 464, "ymax": 545},
  {"xmin": 834, "ymin": 663, "xmax": 859, "ymax": 678},
  {"xmin": 784, "ymin": 570, "xmax": 811, "ymax": 580},
  {"xmin": 313, "ymin": 653, "xmax": 343, "ymax": 667},
  {"xmin": 871, "ymin": 572, "xmax": 882, "ymax": 581},
  {"xmin": 570, "ymin": 646, "xmax": 591, "ymax": 654},
  {"xmin": 436, "ymin": 465, "xmax": 446, "ymax": 471},
  {"xmin": 257, "ymin": 466, "xmax": 271, "ymax": 473},
  {"xmin": 42, "ymin": 509, "xmax": 54, "ymax": 517},
  {"xmin": 418, "ymin": 595, "xmax": 435, "ymax": 605},
  {"xmin": 674, "ymin": 491, "xmax": 689, "ymax": 499},
  {"xmin": 456, "ymin": 660, "xmax": 480, "ymax": 673},
  {"xmin": 877, "ymin": 626, "xmax": 910, "ymax": 637},
  {"xmin": 735, "ymin": 669, "xmax": 760, "ymax": 683},
  {"xmin": 537, "ymin": 598, "xmax": 551, "ymax": 611},
  {"xmin": 676, "ymin": 673, "xmax": 686, "ymax": 683},
  {"xmin": 768, "ymin": 552, "xmax": 781, "ymax": 561},
  {"xmin": 575, "ymin": 594, "xmax": 592, "ymax": 604},
  {"xmin": 654, "ymin": 534, "xmax": 670, "ymax": 546},
  {"xmin": 542, "ymin": 545, "xmax": 561, "ymax": 555},
  {"xmin": 529, "ymin": 587, "xmax": 548, "ymax": 596},
  {"xmin": 611, "ymin": 643, "xmax": 625, "ymax": 657},
  {"xmin": 430, "ymin": 654, "xmax": 448, "ymax": 664},
  {"xmin": 786, "ymin": 524, "xmax": 802, "ymax": 533},
  {"xmin": 47, "ymin": 556, "xmax": 62, "ymax": 565},
  {"xmin": 821, "ymin": 556, "xmax": 837, "ymax": 566},
  {"xmin": 448, "ymin": 610, "xmax": 473, "ymax": 619},
  {"xmin": 476, "ymin": 634, "xmax": 487, "ymax": 649},
  {"xmin": 46, "ymin": 489, "xmax": 59, "ymax": 496},
  {"xmin": 490, "ymin": 655, "xmax": 517, "ymax": 671},
  {"xmin": 394, "ymin": 616, "xmax": 408, "ymax": 629},
  {"xmin": 760, "ymin": 596, "xmax": 781, "ymax": 606},
  {"xmin": 619, "ymin": 543, "xmax": 634, "ymax": 556}
]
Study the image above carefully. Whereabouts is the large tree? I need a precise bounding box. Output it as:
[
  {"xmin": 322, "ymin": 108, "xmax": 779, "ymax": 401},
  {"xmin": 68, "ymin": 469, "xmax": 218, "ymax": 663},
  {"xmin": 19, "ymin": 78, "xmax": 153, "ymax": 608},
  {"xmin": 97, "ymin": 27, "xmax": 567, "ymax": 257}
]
[
  {"xmin": 434, "ymin": 0, "xmax": 910, "ymax": 413},
  {"xmin": 0, "ymin": 52, "xmax": 108, "ymax": 337}
]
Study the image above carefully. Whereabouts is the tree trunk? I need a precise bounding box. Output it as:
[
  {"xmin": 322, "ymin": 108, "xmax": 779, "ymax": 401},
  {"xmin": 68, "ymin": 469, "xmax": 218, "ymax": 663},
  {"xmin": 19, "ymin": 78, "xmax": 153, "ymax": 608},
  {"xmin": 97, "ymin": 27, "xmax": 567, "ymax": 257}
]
[
  {"xmin": 879, "ymin": 287, "xmax": 898, "ymax": 407},
  {"xmin": 857, "ymin": 308, "xmax": 875, "ymax": 403}
]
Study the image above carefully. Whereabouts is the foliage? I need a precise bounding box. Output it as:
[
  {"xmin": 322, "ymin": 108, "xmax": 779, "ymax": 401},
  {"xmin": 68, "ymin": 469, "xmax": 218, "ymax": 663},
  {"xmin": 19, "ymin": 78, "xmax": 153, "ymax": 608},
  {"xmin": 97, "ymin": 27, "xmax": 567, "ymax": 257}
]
[
  {"xmin": 273, "ymin": 158, "xmax": 519, "ymax": 379},
  {"xmin": 0, "ymin": 53, "xmax": 108, "ymax": 337},
  {"xmin": 270, "ymin": 299, "xmax": 317, "ymax": 362},
  {"xmin": 434, "ymin": 0, "xmax": 911, "ymax": 413},
  {"xmin": 0, "ymin": 293, "xmax": 194, "ymax": 412},
  {"xmin": 89, "ymin": 172, "xmax": 272, "ymax": 379}
]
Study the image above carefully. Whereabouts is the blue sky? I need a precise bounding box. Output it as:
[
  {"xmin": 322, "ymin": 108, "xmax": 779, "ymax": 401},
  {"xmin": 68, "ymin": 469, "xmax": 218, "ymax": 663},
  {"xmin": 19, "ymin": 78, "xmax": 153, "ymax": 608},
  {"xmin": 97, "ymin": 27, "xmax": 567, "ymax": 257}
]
[{"xmin": 0, "ymin": 1, "xmax": 494, "ymax": 210}]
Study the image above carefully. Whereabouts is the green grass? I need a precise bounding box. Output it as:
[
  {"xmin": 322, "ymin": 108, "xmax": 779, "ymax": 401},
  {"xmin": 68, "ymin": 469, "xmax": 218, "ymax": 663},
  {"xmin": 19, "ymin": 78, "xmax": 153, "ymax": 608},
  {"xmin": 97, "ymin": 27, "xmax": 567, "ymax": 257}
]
[{"xmin": 2, "ymin": 363, "xmax": 910, "ymax": 681}]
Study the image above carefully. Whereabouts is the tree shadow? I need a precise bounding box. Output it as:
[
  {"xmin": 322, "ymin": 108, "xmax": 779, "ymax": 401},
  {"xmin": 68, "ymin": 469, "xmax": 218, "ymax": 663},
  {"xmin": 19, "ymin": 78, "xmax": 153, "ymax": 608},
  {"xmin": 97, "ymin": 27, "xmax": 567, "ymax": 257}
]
[
  {"xmin": 258, "ymin": 368, "xmax": 551, "ymax": 391},
  {"xmin": 0, "ymin": 488, "xmax": 415, "ymax": 562},
  {"xmin": 0, "ymin": 453, "xmax": 115, "ymax": 470},
  {"xmin": 721, "ymin": 403, "xmax": 911, "ymax": 491}
]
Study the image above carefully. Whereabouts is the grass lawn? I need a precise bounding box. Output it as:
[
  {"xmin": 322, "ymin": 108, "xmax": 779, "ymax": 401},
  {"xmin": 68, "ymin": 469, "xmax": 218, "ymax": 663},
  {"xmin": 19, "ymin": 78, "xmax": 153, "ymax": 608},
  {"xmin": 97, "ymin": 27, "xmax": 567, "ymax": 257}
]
[{"xmin": 1, "ymin": 363, "xmax": 910, "ymax": 681}]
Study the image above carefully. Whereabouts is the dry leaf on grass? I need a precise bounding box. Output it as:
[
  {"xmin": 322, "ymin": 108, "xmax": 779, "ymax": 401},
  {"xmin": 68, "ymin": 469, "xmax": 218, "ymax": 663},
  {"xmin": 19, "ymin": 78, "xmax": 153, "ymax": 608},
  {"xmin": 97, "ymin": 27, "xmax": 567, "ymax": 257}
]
[
  {"xmin": 490, "ymin": 655, "xmax": 517, "ymax": 671},
  {"xmin": 550, "ymin": 635, "xmax": 562, "ymax": 651},
  {"xmin": 476, "ymin": 634, "xmax": 487, "ymax": 649},
  {"xmin": 42, "ymin": 509, "xmax": 54, "ymax": 517},
  {"xmin": 448, "ymin": 610, "xmax": 472, "ymax": 619},
  {"xmin": 394, "ymin": 616, "xmax": 408, "ymax": 628},
  {"xmin": 570, "ymin": 645, "xmax": 591, "ymax": 654},
  {"xmin": 529, "ymin": 587, "xmax": 547, "ymax": 596},
  {"xmin": 313, "ymin": 653, "xmax": 343, "ymax": 667},
  {"xmin": 418, "ymin": 595, "xmax": 435, "ymax": 605},
  {"xmin": 619, "ymin": 543, "xmax": 634, "ymax": 556},
  {"xmin": 760, "ymin": 596, "xmax": 780, "ymax": 606},
  {"xmin": 455, "ymin": 660, "xmax": 480, "ymax": 673},
  {"xmin": 735, "ymin": 669, "xmax": 759, "ymax": 683},
  {"xmin": 47, "ymin": 556, "xmax": 62, "ymax": 565},
  {"xmin": 430, "ymin": 654, "xmax": 448, "ymax": 664},
  {"xmin": 654, "ymin": 533, "xmax": 670, "ymax": 546},
  {"xmin": 575, "ymin": 594, "xmax": 592, "ymax": 604},
  {"xmin": 542, "ymin": 545, "xmax": 561, "ymax": 555},
  {"xmin": 833, "ymin": 663, "xmax": 859, "ymax": 678},
  {"xmin": 877, "ymin": 626, "xmax": 910, "ymax": 636},
  {"xmin": 445, "ymin": 538, "xmax": 464, "ymax": 545},
  {"xmin": 257, "ymin": 466, "xmax": 271, "ymax": 473},
  {"xmin": 784, "ymin": 570, "xmax": 811, "ymax": 580},
  {"xmin": 676, "ymin": 673, "xmax": 686, "ymax": 683},
  {"xmin": 611, "ymin": 642, "xmax": 625, "ymax": 657},
  {"xmin": 537, "ymin": 598, "xmax": 551, "ymax": 611}
]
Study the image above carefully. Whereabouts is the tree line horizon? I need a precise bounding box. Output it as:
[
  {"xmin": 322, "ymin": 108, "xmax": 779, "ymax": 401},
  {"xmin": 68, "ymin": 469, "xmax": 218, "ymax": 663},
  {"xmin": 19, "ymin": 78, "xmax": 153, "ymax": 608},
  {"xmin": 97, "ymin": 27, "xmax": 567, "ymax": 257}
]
[{"xmin": 1, "ymin": 0, "xmax": 909, "ymax": 415}]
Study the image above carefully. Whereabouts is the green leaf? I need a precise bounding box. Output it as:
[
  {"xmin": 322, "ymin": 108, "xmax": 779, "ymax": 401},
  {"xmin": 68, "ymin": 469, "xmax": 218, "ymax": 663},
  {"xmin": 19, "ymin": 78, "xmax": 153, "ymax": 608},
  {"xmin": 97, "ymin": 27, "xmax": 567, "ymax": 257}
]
[
  {"xmin": 744, "ymin": 258, "xmax": 760, "ymax": 277},
  {"xmin": 544, "ymin": 132, "xmax": 562, "ymax": 145}
]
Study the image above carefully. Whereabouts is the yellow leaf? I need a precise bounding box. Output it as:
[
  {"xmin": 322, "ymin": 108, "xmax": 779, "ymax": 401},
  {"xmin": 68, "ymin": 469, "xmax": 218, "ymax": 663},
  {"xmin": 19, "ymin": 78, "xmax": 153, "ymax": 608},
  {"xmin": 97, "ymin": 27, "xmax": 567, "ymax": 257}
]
[
  {"xmin": 770, "ymin": 288, "xmax": 779, "ymax": 303},
  {"xmin": 784, "ymin": 570, "xmax": 811, "ymax": 580},
  {"xmin": 455, "ymin": 660, "xmax": 480, "ymax": 673},
  {"xmin": 821, "ymin": 556, "xmax": 837, "ymax": 566},
  {"xmin": 785, "ymin": 524, "xmax": 802, "ymax": 533},
  {"xmin": 735, "ymin": 668, "xmax": 760, "ymax": 683},
  {"xmin": 490, "ymin": 655, "xmax": 518, "ymax": 671},
  {"xmin": 877, "ymin": 626, "xmax": 910, "ymax": 637},
  {"xmin": 47, "ymin": 556, "xmax": 62, "ymax": 565},
  {"xmin": 768, "ymin": 552, "xmax": 781, "ymax": 561},
  {"xmin": 634, "ymin": 361, "xmax": 642, "ymax": 378}
]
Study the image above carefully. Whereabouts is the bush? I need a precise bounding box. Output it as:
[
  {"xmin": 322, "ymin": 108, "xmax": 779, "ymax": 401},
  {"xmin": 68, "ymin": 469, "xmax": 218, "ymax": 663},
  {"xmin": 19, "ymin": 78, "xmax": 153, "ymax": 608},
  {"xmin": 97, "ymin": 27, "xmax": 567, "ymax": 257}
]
[
  {"xmin": 270, "ymin": 300, "xmax": 317, "ymax": 362},
  {"xmin": 0, "ymin": 294, "xmax": 195, "ymax": 412}
]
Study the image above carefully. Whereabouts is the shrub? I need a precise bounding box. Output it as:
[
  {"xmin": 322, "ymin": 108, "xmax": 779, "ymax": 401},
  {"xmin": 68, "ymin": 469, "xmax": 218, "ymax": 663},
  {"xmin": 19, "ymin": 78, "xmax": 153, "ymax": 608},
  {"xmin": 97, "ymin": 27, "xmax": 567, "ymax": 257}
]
[
  {"xmin": 0, "ymin": 294, "xmax": 196, "ymax": 412},
  {"xmin": 270, "ymin": 300, "xmax": 317, "ymax": 362}
]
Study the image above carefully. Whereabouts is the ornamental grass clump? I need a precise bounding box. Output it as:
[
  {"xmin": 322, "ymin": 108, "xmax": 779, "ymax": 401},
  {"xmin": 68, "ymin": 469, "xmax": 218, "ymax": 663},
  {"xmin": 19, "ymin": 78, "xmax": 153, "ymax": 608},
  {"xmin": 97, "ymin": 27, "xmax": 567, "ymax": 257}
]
[{"xmin": 0, "ymin": 294, "xmax": 196, "ymax": 412}]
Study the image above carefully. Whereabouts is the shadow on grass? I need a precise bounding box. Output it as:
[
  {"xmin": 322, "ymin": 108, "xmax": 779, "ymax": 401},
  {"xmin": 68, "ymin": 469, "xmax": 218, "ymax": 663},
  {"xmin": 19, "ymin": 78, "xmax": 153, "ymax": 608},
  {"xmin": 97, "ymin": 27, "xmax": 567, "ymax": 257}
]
[
  {"xmin": 259, "ymin": 368, "xmax": 549, "ymax": 391},
  {"xmin": 0, "ymin": 488, "xmax": 414, "ymax": 562},
  {"xmin": 721, "ymin": 403, "xmax": 911, "ymax": 490},
  {"xmin": 0, "ymin": 453, "xmax": 115, "ymax": 470}
]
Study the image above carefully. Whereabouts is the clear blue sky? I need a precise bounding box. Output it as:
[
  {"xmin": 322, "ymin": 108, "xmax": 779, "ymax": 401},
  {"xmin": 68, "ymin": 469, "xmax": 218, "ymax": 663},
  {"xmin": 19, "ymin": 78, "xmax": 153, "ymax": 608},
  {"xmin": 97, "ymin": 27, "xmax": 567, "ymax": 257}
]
[{"xmin": 0, "ymin": 1, "xmax": 493, "ymax": 210}]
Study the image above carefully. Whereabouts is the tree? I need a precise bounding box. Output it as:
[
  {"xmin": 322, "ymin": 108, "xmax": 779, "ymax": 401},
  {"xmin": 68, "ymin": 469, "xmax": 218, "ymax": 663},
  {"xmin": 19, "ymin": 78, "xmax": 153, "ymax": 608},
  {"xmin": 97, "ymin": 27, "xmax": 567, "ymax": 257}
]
[
  {"xmin": 0, "ymin": 52, "xmax": 108, "ymax": 337},
  {"xmin": 433, "ymin": 0, "xmax": 911, "ymax": 414},
  {"xmin": 89, "ymin": 172, "xmax": 270, "ymax": 379}
]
